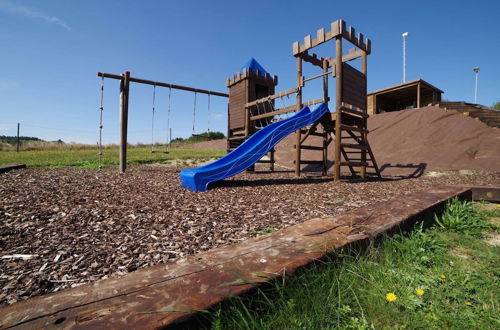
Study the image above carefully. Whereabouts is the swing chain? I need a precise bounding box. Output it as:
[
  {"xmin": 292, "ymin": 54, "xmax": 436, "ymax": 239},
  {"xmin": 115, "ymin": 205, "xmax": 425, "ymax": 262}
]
[
  {"xmin": 167, "ymin": 87, "xmax": 171, "ymax": 151},
  {"xmin": 207, "ymin": 92, "xmax": 211, "ymax": 137},
  {"xmin": 151, "ymin": 83, "xmax": 156, "ymax": 153},
  {"xmin": 192, "ymin": 91, "xmax": 197, "ymax": 135},
  {"xmin": 98, "ymin": 76, "xmax": 104, "ymax": 168}
]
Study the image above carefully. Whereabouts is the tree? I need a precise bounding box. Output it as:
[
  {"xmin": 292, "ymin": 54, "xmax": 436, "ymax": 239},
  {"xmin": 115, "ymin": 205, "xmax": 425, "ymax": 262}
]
[{"xmin": 493, "ymin": 101, "xmax": 500, "ymax": 110}]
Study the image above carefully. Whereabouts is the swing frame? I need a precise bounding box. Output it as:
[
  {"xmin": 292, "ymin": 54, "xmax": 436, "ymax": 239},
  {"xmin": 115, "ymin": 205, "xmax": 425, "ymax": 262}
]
[{"xmin": 96, "ymin": 71, "xmax": 228, "ymax": 172}]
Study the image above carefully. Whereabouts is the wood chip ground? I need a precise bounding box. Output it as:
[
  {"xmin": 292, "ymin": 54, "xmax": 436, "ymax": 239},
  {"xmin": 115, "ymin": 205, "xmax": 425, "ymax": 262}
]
[{"xmin": 0, "ymin": 165, "xmax": 498, "ymax": 305}]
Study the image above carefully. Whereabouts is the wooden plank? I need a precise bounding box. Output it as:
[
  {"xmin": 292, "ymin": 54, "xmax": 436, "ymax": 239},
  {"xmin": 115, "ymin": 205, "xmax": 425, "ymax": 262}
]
[
  {"xmin": 299, "ymin": 145, "xmax": 324, "ymax": 151},
  {"xmin": 0, "ymin": 164, "xmax": 26, "ymax": 174},
  {"xmin": 250, "ymin": 104, "xmax": 297, "ymax": 121},
  {"xmin": 317, "ymin": 28, "xmax": 325, "ymax": 43},
  {"xmin": 294, "ymin": 160, "xmax": 324, "ymax": 164},
  {"xmin": 245, "ymin": 87, "xmax": 298, "ymax": 108},
  {"xmin": 304, "ymin": 34, "xmax": 312, "ymax": 50}
]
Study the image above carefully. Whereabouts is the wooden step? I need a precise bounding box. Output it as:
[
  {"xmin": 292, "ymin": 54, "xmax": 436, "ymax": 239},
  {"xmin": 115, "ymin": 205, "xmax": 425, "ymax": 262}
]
[
  {"xmin": 257, "ymin": 159, "xmax": 275, "ymax": 164},
  {"xmin": 293, "ymin": 160, "xmax": 324, "ymax": 165},
  {"xmin": 340, "ymin": 124, "xmax": 369, "ymax": 133},
  {"xmin": 299, "ymin": 145, "xmax": 324, "ymax": 151},
  {"xmin": 341, "ymin": 143, "xmax": 369, "ymax": 150}
]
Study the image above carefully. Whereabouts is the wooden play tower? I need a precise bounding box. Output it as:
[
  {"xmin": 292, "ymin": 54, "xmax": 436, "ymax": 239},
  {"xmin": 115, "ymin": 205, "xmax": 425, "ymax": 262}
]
[{"xmin": 227, "ymin": 19, "xmax": 381, "ymax": 181}]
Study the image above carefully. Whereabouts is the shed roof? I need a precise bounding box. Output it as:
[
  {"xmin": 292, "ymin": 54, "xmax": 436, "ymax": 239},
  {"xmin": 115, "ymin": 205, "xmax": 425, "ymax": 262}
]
[{"xmin": 368, "ymin": 79, "xmax": 443, "ymax": 96}]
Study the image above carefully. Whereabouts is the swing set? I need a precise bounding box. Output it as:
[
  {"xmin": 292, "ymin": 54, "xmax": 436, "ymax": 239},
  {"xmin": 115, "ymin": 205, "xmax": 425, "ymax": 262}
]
[{"xmin": 96, "ymin": 71, "xmax": 228, "ymax": 172}]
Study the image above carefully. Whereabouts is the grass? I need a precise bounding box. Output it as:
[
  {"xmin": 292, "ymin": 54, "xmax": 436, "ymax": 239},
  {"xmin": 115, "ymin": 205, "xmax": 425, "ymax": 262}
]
[
  {"xmin": 0, "ymin": 145, "xmax": 225, "ymax": 168},
  {"xmin": 208, "ymin": 199, "xmax": 500, "ymax": 329}
]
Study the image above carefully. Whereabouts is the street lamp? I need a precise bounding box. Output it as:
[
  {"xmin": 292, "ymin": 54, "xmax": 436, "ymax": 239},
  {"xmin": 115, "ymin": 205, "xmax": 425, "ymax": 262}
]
[
  {"xmin": 473, "ymin": 67, "xmax": 480, "ymax": 104},
  {"xmin": 402, "ymin": 32, "xmax": 409, "ymax": 82}
]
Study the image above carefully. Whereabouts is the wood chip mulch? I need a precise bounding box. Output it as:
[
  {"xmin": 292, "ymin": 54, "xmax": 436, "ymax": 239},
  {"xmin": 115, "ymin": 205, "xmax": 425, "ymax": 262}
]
[{"xmin": 1, "ymin": 165, "xmax": 498, "ymax": 306}]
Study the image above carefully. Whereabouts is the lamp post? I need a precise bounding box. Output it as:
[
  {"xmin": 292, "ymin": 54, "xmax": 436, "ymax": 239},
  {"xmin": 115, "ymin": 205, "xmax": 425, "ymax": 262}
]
[
  {"xmin": 473, "ymin": 67, "xmax": 480, "ymax": 104},
  {"xmin": 402, "ymin": 32, "xmax": 409, "ymax": 82}
]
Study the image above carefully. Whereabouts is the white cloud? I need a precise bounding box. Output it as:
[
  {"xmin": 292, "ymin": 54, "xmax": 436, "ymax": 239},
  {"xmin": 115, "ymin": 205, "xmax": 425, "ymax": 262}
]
[{"xmin": 0, "ymin": 0, "xmax": 72, "ymax": 31}]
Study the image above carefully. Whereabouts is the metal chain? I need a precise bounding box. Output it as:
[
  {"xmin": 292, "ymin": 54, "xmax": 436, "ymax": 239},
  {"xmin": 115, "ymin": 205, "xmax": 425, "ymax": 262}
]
[
  {"xmin": 167, "ymin": 87, "xmax": 171, "ymax": 151},
  {"xmin": 151, "ymin": 83, "xmax": 156, "ymax": 153},
  {"xmin": 98, "ymin": 76, "xmax": 104, "ymax": 168},
  {"xmin": 207, "ymin": 93, "xmax": 211, "ymax": 138},
  {"xmin": 192, "ymin": 92, "xmax": 197, "ymax": 135}
]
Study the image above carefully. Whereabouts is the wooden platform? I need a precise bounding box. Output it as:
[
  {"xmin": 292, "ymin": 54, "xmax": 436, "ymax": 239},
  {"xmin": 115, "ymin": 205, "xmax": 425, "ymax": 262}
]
[{"xmin": 1, "ymin": 185, "xmax": 495, "ymax": 329}]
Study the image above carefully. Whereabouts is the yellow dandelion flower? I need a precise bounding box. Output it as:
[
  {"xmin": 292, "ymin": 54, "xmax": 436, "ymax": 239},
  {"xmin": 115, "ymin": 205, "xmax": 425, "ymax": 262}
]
[
  {"xmin": 416, "ymin": 288, "xmax": 425, "ymax": 296},
  {"xmin": 440, "ymin": 274, "xmax": 446, "ymax": 279},
  {"xmin": 386, "ymin": 292, "xmax": 398, "ymax": 302}
]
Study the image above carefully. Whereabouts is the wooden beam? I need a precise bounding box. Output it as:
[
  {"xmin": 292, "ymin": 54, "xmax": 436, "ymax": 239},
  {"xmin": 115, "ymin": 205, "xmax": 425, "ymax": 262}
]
[
  {"xmin": 295, "ymin": 57, "xmax": 303, "ymax": 177},
  {"xmin": 360, "ymin": 50, "xmax": 368, "ymax": 178},
  {"xmin": 417, "ymin": 82, "xmax": 421, "ymax": 108},
  {"xmin": 334, "ymin": 37, "xmax": 343, "ymax": 182},
  {"xmin": 245, "ymin": 87, "xmax": 298, "ymax": 108},
  {"xmin": 249, "ymin": 104, "xmax": 297, "ymax": 121},
  {"xmin": 97, "ymin": 72, "xmax": 229, "ymax": 98}
]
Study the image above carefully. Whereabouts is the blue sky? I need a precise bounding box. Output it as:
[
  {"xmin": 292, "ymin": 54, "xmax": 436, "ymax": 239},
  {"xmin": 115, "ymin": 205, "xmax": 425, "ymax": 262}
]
[{"xmin": 1, "ymin": 0, "xmax": 499, "ymax": 144}]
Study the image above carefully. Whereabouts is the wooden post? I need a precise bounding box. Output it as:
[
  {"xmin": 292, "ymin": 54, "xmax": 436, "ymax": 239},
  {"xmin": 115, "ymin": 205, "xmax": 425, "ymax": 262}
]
[
  {"xmin": 119, "ymin": 71, "xmax": 130, "ymax": 173},
  {"xmin": 360, "ymin": 51, "xmax": 367, "ymax": 178},
  {"xmin": 334, "ymin": 37, "xmax": 343, "ymax": 182},
  {"xmin": 16, "ymin": 123, "xmax": 20, "ymax": 152},
  {"xmin": 322, "ymin": 59, "xmax": 329, "ymax": 176},
  {"xmin": 417, "ymin": 82, "xmax": 421, "ymax": 108},
  {"xmin": 295, "ymin": 57, "xmax": 303, "ymax": 177}
]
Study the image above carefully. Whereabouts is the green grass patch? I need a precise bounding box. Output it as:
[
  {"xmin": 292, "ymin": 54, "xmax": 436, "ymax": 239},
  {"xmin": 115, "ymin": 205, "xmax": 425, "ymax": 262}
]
[
  {"xmin": 0, "ymin": 146, "xmax": 225, "ymax": 168},
  {"xmin": 209, "ymin": 199, "xmax": 500, "ymax": 329}
]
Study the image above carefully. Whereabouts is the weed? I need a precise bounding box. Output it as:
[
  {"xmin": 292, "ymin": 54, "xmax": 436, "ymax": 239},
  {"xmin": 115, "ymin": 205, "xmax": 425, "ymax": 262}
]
[{"xmin": 435, "ymin": 198, "xmax": 491, "ymax": 235}]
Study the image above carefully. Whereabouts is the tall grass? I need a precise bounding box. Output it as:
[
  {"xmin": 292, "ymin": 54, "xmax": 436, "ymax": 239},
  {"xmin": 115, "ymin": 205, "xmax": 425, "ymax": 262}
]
[{"xmin": 208, "ymin": 200, "xmax": 500, "ymax": 329}]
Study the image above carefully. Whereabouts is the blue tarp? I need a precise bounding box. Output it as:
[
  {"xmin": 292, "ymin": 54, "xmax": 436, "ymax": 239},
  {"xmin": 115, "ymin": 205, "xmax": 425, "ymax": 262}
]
[{"xmin": 240, "ymin": 57, "xmax": 268, "ymax": 76}]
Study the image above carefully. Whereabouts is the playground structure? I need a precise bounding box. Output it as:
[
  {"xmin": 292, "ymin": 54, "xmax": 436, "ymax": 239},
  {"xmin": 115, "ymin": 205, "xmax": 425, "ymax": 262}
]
[
  {"xmin": 203, "ymin": 19, "xmax": 381, "ymax": 186},
  {"xmin": 98, "ymin": 19, "xmax": 381, "ymax": 187}
]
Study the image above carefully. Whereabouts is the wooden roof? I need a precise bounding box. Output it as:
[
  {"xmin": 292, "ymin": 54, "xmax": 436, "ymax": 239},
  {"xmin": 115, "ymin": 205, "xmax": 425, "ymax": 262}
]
[{"xmin": 368, "ymin": 79, "xmax": 443, "ymax": 96}]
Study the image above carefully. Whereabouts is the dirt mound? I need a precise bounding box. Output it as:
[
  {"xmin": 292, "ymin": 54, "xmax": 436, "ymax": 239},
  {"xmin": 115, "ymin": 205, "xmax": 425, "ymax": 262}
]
[
  {"xmin": 183, "ymin": 107, "xmax": 500, "ymax": 175},
  {"xmin": 368, "ymin": 106, "xmax": 500, "ymax": 172},
  {"xmin": 274, "ymin": 106, "xmax": 500, "ymax": 175}
]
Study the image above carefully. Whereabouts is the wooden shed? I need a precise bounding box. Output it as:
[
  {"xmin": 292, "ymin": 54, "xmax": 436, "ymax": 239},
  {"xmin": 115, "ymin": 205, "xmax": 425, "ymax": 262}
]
[
  {"xmin": 367, "ymin": 79, "xmax": 443, "ymax": 115},
  {"xmin": 226, "ymin": 58, "xmax": 277, "ymax": 151}
]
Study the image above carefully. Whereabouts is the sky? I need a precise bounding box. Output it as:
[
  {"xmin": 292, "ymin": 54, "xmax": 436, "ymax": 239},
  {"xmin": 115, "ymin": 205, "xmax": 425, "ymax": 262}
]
[{"xmin": 0, "ymin": 0, "xmax": 499, "ymax": 144}]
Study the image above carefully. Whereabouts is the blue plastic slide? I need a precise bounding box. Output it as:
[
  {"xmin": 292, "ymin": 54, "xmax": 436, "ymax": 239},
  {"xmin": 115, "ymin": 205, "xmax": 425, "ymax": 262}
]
[{"xmin": 179, "ymin": 102, "xmax": 330, "ymax": 192}]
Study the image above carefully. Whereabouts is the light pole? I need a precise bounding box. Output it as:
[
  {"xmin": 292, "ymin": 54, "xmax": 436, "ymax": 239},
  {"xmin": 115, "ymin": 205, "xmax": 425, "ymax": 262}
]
[
  {"xmin": 402, "ymin": 32, "xmax": 409, "ymax": 82},
  {"xmin": 473, "ymin": 67, "xmax": 480, "ymax": 104}
]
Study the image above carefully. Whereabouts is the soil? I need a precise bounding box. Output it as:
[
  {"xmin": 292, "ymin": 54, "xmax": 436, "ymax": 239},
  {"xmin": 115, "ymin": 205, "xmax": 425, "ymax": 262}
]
[{"xmin": 1, "ymin": 165, "xmax": 499, "ymax": 306}]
